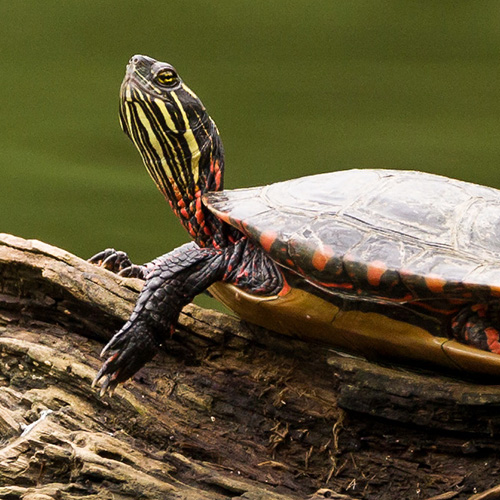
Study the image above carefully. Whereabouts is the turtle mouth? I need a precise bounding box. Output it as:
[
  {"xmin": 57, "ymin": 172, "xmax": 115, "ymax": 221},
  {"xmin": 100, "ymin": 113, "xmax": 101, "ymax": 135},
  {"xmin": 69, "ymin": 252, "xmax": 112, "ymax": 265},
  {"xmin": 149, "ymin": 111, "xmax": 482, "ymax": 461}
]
[
  {"xmin": 120, "ymin": 77, "xmax": 136, "ymax": 103},
  {"xmin": 120, "ymin": 54, "xmax": 162, "ymax": 101},
  {"xmin": 120, "ymin": 61, "xmax": 145, "ymax": 101}
]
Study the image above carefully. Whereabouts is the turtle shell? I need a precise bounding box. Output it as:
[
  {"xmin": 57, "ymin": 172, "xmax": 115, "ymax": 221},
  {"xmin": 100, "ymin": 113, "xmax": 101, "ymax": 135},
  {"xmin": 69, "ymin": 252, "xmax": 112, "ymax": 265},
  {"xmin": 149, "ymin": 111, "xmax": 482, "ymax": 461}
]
[
  {"xmin": 205, "ymin": 169, "xmax": 500, "ymax": 303},
  {"xmin": 205, "ymin": 169, "xmax": 500, "ymax": 376}
]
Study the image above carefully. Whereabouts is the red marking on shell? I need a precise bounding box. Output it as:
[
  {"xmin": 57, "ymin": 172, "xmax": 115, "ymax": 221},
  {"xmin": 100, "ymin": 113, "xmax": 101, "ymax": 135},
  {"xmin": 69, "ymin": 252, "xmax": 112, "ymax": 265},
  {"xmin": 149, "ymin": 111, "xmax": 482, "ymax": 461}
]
[
  {"xmin": 314, "ymin": 280, "xmax": 354, "ymax": 290},
  {"xmin": 400, "ymin": 293, "xmax": 416, "ymax": 302},
  {"xmin": 377, "ymin": 293, "xmax": 415, "ymax": 303},
  {"xmin": 414, "ymin": 302, "xmax": 459, "ymax": 315},
  {"xmin": 366, "ymin": 260, "xmax": 387, "ymax": 287},
  {"xmin": 486, "ymin": 327, "xmax": 500, "ymax": 353},
  {"xmin": 178, "ymin": 199, "xmax": 186, "ymax": 208},
  {"xmin": 259, "ymin": 231, "xmax": 277, "ymax": 253},
  {"xmin": 311, "ymin": 244, "xmax": 335, "ymax": 272},
  {"xmin": 180, "ymin": 208, "xmax": 189, "ymax": 219},
  {"xmin": 285, "ymin": 259, "xmax": 294, "ymax": 267},
  {"xmin": 424, "ymin": 274, "xmax": 446, "ymax": 294}
]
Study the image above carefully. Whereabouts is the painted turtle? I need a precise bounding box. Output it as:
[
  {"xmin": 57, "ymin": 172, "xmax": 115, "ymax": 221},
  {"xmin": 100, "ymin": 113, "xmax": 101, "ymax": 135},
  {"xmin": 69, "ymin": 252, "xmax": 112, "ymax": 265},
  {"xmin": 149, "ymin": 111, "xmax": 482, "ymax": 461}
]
[{"xmin": 91, "ymin": 55, "xmax": 500, "ymax": 394}]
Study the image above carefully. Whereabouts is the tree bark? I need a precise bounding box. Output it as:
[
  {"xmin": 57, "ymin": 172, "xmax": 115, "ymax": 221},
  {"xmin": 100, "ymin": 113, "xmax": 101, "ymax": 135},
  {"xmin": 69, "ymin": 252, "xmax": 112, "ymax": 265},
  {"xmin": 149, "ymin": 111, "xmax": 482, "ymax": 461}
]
[{"xmin": 1, "ymin": 233, "xmax": 500, "ymax": 500}]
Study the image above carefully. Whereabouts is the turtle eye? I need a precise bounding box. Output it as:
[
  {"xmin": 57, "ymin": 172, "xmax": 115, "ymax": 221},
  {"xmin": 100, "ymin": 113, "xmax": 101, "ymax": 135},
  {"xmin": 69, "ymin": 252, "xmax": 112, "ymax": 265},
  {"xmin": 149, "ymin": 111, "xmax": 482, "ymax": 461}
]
[{"xmin": 155, "ymin": 69, "xmax": 179, "ymax": 87}]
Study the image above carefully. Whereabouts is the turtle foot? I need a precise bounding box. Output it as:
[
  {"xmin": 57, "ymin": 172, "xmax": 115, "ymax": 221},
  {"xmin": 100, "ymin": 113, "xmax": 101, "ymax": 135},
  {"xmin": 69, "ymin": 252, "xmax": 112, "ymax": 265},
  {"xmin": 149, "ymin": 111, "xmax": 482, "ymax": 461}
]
[
  {"xmin": 92, "ymin": 321, "xmax": 158, "ymax": 396},
  {"xmin": 88, "ymin": 248, "xmax": 147, "ymax": 278},
  {"xmin": 452, "ymin": 303, "xmax": 500, "ymax": 354}
]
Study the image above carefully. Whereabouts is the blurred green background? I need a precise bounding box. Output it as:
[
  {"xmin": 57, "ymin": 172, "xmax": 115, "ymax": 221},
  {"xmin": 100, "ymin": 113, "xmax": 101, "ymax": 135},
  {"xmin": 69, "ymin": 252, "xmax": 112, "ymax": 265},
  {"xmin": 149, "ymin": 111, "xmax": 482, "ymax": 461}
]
[{"xmin": 2, "ymin": 1, "xmax": 500, "ymax": 277}]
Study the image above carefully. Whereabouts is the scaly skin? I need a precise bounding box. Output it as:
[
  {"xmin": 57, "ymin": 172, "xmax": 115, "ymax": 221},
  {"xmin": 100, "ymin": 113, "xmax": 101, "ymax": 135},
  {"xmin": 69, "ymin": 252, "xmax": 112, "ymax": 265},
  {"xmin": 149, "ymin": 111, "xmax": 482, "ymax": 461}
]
[
  {"xmin": 92, "ymin": 238, "xmax": 282, "ymax": 393},
  {"xmin": 451, "ymin": 303, "xmax": 500, "ymax": 354}
]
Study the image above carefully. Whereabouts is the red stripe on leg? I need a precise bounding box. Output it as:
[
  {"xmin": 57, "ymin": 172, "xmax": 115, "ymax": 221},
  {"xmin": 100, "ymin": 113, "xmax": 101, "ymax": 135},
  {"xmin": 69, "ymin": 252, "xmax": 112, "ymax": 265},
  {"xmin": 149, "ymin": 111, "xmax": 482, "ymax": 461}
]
[{"xmin": 485, "ymin": 327, "xmax": 500, "ymax": 353}]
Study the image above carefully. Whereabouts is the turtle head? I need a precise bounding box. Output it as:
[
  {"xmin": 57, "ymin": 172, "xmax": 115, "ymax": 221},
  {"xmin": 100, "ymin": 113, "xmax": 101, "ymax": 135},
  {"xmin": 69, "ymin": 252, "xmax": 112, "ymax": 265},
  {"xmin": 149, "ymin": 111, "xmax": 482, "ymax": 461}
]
[
  {"xmin": 120, "ymin": 55, "xmax": 210, "ymax": 136},
  {"xmin": 119, "ymin": 55, "xmax": 226, "ymax": 245}
]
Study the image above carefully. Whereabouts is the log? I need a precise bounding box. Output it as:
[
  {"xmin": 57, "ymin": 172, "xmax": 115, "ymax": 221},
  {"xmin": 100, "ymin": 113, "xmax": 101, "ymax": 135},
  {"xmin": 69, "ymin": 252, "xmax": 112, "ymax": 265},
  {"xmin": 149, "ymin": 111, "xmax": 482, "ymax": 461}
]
[{"xmin": 1, "ymin": 232, "xmax": 500, "ymax": 499}]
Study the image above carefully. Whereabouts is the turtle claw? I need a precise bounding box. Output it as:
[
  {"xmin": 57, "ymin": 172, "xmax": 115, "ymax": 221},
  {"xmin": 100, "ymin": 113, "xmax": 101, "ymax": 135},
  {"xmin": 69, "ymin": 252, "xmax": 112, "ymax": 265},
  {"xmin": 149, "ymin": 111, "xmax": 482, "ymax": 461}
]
[
  {"xmin": 92, "ymin": 321, "xmax": 159, "ymax": 396},
  {"xmin": 118, "ymin": 264, "xmax": 148, "ymax": 279},
  {"xmin": 88, "ymin": 248, "xmax": 119, "ymax": 266},
  {"xmin": 97, "ymin": 374, "xmax": 118, "ymax": 397},
  {"xmin": 93, "ymin": 356, "xmax": 125, "ymax": 397},
  {"xmin": 103, "ymin": 251, "xmax": 132, "ymax": 271},
  {"xmin": 88, "ymin": 248, "xmax": 135, "ymax": 274},
  {"xmin": 92, "ymin": 352, "xmax": 119, "ymax": 394}
]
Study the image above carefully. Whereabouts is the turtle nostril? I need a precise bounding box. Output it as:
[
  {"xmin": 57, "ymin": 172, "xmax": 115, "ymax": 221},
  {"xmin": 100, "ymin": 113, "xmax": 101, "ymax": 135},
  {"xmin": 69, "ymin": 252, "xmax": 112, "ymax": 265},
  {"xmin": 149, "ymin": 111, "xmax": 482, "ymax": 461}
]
[{"xmin": 127, "ymin": 55, "xmax": 148, "ymax": 75}]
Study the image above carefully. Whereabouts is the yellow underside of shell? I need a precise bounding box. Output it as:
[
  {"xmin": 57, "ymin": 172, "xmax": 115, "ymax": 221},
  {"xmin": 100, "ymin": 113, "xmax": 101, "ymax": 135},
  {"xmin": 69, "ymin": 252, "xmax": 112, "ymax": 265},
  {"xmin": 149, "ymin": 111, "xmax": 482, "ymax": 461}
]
[{"xmin": 209, "ymin": 282, "xmax": 500, "ymax": 377}]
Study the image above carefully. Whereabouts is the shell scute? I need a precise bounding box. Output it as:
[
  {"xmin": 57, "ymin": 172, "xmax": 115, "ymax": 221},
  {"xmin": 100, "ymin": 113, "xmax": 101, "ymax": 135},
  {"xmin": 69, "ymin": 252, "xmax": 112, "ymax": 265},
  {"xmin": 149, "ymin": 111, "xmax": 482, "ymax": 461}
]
[
  {"xmin": 287, "ymin": 219, "xmax": 365, "ymax": 284},
  {"xmin": 345, "ymin": 175, "xmax": 472, "ymax": 245},
  {"xmin": 262, "ymin": 169, "xmax": 384, "ymax": 215},
  {"xmin": 460, "ymin": 200, "xmax": 500, "ymax": 260},
  {"xmin": 204, "ymin": 169, "xmax": 500, "ymax": 301}
]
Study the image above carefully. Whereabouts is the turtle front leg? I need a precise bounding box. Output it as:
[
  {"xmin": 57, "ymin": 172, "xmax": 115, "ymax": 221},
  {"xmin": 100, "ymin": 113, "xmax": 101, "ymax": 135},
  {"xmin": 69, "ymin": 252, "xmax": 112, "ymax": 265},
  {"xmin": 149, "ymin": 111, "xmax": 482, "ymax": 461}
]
[
  {"xmin": 92, "ymin": 239, "xmax": 284, "ymax": 395},
  {"xmin": 93, "ymin": 242, "xmax": 227, "ymax": 394},
  {"xmin": 451, "ymin": 302, "xmax": 500, "ymax": 354},
  {"xmin": 88, "ymin": 248, "xmax": 149, "ymax": 279}
]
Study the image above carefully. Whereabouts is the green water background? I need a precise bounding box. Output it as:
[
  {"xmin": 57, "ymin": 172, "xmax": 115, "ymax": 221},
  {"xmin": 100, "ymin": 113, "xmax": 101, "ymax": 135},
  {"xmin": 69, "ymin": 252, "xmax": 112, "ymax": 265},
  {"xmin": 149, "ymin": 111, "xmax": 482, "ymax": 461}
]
[{"xmin": 2, "ymin": 2, "xmax": 500, "ymax": 309}]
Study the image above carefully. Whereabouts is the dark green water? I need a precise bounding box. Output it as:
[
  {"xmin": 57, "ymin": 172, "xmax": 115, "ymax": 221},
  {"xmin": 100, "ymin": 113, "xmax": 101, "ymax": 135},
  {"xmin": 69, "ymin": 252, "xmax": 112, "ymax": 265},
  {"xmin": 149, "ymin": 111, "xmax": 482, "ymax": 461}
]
[{"xmin": 2, "ymin": 2, "xmax": 500, "ymax": 305}]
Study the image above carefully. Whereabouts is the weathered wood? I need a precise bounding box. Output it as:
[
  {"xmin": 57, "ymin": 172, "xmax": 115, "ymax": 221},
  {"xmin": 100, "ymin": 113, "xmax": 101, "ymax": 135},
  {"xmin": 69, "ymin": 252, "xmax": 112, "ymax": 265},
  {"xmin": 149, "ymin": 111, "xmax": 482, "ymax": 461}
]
[{"xmin": 1, "ymin": 233, "xmax": 500, "ymax": 499}]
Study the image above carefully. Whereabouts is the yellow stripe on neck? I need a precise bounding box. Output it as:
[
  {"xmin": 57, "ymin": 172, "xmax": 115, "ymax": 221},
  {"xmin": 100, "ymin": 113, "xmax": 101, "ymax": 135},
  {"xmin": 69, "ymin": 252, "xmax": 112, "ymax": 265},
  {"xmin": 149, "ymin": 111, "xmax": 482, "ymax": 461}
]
[{"xmin": 171, "ymin": 91, "xmax": 200, "ymax": 186}]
